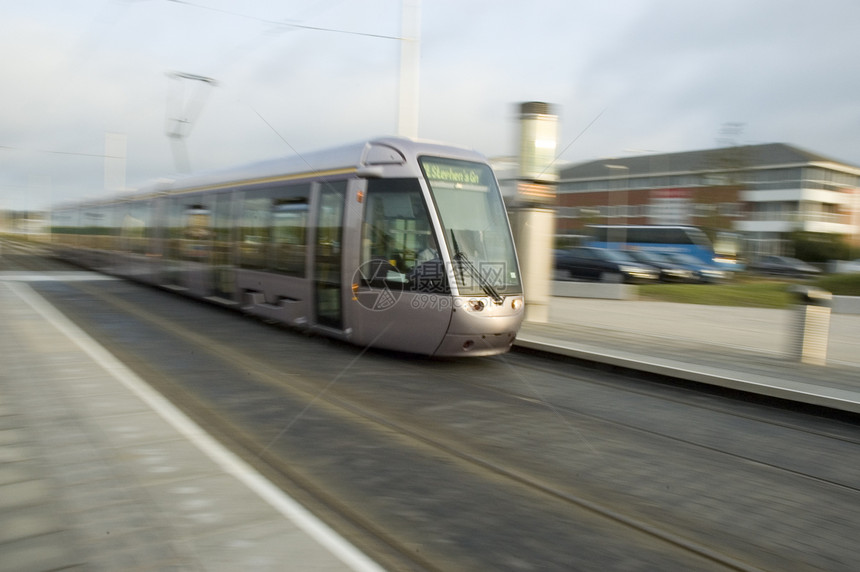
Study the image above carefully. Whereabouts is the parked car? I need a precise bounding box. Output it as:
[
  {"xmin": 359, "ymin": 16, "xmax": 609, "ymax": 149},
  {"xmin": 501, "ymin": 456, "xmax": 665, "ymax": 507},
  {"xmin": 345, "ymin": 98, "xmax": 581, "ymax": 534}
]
[
  {"xmin": 835, "ymin": 258, "xmax": 860, "ymax": 273},
  {"xmin": 554, "ymin": 247, "xmax": 659, "ymax": 283},
  {"xmin": 625, "ymin": 250, "xmax": 696, "ymax": 283},
  {"xmin": 747, "ymin": 255, "xmax": 821, "ymax": 278},
  {"xmin": 662, "ymin": 253, "xmax": 730, "ymax": 283}
]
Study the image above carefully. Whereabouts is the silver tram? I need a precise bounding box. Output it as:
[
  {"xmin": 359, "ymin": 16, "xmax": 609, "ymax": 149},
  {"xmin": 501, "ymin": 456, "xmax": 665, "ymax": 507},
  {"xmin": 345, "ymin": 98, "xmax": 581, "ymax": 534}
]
[{"xmin": 49, "ymin": 137, "xmax": 525, "ymax": 356}]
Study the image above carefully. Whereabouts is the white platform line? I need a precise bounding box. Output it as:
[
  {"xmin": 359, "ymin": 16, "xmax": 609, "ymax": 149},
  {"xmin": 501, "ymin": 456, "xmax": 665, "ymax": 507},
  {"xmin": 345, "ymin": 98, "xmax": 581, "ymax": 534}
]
[{"xmin": 6, "ymin": 281, "xmax": 385, "ymax": 572}]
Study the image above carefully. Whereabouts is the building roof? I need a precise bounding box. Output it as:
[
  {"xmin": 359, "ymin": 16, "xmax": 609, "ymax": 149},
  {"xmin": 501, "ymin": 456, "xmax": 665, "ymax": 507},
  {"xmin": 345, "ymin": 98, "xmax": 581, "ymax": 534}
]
[{"xmin": 559, "ymin": 143, "xmax": 859, "ymax": 179}]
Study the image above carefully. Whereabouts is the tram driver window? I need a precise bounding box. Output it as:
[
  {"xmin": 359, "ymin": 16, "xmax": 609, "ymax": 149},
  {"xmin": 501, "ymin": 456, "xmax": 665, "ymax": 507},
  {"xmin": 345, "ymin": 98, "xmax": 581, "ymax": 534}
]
[{"xmin": 361, "ymin": 179, "xmax": 446, "ymax": 293}]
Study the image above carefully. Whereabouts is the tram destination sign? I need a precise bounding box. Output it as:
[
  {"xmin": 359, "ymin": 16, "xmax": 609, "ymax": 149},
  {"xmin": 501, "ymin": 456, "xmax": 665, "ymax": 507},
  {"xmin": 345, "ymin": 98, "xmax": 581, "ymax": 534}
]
[{"xmin": 422, "ymin": 160, "xmax": 485, "ymax": 187}]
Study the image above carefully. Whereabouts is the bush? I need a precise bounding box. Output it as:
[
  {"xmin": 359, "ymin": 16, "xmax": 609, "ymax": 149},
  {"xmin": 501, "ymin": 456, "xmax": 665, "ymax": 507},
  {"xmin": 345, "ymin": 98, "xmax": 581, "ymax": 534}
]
[
  {"xmin": 789, "ymin": 231, "xmax": 851, "ymax": 263},
  {"xmin": 638, "ymin": 280, "xmax": 795, "ymax": 308}
]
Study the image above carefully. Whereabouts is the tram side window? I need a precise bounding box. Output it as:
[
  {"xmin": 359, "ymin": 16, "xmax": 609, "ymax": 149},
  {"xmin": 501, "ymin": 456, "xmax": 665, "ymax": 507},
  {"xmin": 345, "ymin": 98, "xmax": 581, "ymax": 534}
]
[
  {"xmin": 70, "ymin": 208, "xmax": 83, "ymax": 246},
  {"xmin": 238, "ymin": 186, "xmax": 309, "ymax": 274},
  {"xmin": 181, "ymin": 203, "xmax": 213, "ymax": 261},
  {"xmin": 239, "ymin": 190, "xmax": 271, "ymax": 270},
  {"xmin": 120, "ymin": 201, "xmax": 150, "ymax": 254},
  {"xmin": 80, "ymin": 210, "xmax": 95, "ymax": 249},
  {"xmin": 211, "ymin": 192, "xmax": 233, "ymax": 265},
  {"xmin": 143, "ymin": 200, "xmax": 158, "ymax": 255},
  {"xmin": 166, "ymin": 198, "xmax": 186, "ymax": 261},
  {"xmin": 51, "ymin": 209, "xmax": 78, "ymax": 246},
  {"xmin": 82, "ymin": 206, "xmax": 112, "ymax": 251},
  {"xmin": 271, "ymin": 185, "xmax": 309, "ymax": 277},
  {"xmin": 104, "ymin": 205, "xmax": 119, "ymax": 251},
  {"xmin": 361, "ymin": 178, "xmax": 446, "ymax": 293}
]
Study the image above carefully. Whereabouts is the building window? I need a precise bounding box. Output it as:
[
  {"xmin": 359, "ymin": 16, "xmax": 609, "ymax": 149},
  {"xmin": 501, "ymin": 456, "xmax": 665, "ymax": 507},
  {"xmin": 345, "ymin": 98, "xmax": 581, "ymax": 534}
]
[{"xmin": 718, "ymin": 202, "xmax": 740, "ymax": 216}]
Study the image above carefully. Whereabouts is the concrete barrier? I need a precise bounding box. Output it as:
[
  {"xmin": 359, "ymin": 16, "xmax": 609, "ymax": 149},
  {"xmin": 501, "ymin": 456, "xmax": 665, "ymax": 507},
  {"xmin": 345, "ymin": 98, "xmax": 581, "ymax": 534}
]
[
  {"xmin": 832, "ymin": 296, "xmax": 860, "ymax": 315},
  {"xmin": 551, "ymin": 281, "xmax": 636, "ymax": 300}
]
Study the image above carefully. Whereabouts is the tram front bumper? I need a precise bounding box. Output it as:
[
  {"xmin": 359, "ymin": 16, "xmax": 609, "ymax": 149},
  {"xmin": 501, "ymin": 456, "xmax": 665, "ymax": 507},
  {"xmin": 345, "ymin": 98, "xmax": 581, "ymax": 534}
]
[
  {"xmin": 433, "ymin": 331, "xmax": 519, "ymax": 356},
  {"xmin": 433, "ymin": 295, "xmax": 524, "ymax": 357}
]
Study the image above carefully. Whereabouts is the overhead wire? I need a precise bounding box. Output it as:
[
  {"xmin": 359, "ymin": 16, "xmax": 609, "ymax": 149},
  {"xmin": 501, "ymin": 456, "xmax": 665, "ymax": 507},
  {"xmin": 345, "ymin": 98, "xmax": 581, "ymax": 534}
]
[{"xmin": 166, "ymin": 0, "xmax": 403, "ymax": 40}]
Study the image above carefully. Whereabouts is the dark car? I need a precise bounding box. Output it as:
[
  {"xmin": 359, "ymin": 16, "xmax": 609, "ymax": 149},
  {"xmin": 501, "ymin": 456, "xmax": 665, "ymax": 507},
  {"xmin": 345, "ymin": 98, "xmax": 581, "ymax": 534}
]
[
  {"xmin": 625, "ymin": 250, "xmax": 696, "ymax": 283},
  {"xmin": 554, "ymin": 247, "xmax": 659, "ymax": 283},
  {"xmin": 748, "ymin": 255, "xmax": 821, "ymax": 278},
  {"xmin": 839, "ymin": 258, "xmax": 860, "ymax": 273},
  {"xmin": 662, "ymin": 253, "xmax": 730, "ymax": 283}
]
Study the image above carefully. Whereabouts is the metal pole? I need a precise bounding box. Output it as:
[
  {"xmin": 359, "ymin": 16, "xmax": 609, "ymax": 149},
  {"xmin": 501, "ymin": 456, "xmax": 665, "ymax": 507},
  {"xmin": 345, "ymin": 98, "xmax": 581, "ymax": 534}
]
[{"xmin": 397, "ymin": 0, "xmax": 421, "ymax": 138}]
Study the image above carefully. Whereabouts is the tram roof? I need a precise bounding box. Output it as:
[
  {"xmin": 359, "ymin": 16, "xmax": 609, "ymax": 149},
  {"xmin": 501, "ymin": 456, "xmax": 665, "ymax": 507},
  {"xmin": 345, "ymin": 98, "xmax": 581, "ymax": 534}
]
[
  {"xmin": 127, "ymin": 136, "xmax": 486, "ymax": 200},
  {"xmin": 50, "ymin": 137, "xmax": 487, "ymax": 210}
]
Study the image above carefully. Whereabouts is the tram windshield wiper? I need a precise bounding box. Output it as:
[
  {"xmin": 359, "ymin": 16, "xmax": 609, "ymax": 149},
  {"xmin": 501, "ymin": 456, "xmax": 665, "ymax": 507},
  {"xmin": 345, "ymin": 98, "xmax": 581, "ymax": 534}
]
[{"xmin": 449, "ymin": 233, "xmax": 503, "ymax": 304}]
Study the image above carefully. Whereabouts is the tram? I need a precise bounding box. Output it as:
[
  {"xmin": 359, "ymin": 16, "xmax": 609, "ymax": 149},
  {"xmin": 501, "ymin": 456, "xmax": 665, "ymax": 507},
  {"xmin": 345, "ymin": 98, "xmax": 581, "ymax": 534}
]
[{"xmin": 49, "ymin": 137, "xmax": 525, "ymax": 356}]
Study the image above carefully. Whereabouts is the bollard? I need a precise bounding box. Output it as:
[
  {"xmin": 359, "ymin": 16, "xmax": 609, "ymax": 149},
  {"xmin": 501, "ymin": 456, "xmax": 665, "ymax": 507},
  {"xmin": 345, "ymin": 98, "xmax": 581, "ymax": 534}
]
[{"xmin": 789, "ymin": 285, "xmax": 832, "ymax": 365}]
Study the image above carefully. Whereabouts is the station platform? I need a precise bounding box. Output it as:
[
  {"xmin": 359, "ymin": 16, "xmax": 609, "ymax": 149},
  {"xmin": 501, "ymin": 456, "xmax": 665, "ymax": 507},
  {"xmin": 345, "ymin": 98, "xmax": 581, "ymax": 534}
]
[
  {"xmin": 516, "ymin": 296, "xmax": 860, "ymax": 414},
  {"xmin": 0, "ymin": 280, "xmax": 382, "ymax": 572}
]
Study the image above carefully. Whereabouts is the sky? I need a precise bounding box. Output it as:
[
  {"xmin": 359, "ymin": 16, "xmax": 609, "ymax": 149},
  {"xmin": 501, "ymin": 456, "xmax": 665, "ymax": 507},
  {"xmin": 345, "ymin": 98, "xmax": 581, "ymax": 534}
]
[{"xmin": 3, "ymin": 0, "xmax": 860, "ymax": 210}]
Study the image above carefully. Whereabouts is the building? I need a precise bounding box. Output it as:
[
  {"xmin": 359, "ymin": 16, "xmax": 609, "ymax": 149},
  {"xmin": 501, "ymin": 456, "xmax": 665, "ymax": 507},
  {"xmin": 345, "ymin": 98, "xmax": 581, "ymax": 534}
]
[{"xmin": 554, "ymin": 143, "xmax": 860, "ymax": 256}]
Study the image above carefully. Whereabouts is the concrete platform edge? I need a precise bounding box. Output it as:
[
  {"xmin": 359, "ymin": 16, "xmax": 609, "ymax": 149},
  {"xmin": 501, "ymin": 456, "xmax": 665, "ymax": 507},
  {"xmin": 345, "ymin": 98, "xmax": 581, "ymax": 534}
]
[{"xmin": 514, "ymin": 335, "xmax": 860, "ymax": 415}]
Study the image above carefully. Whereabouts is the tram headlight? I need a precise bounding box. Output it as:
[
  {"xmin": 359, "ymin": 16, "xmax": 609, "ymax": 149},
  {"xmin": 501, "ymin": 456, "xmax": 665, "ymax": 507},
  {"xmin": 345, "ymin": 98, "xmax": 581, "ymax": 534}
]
[
  {"xmin": 467, "ymin": 298, "xmax": 486, "ymax": 312},
  {"xmin": 511, "ymin": 298, "xmax": 523, "ymax": 311}
]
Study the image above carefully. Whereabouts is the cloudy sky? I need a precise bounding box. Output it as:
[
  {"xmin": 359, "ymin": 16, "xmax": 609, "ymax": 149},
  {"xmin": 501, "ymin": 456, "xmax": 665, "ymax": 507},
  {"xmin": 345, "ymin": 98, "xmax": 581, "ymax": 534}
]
[{"xmin": 3, "ymin": 0, "xmax": 860, "ymax": 210}]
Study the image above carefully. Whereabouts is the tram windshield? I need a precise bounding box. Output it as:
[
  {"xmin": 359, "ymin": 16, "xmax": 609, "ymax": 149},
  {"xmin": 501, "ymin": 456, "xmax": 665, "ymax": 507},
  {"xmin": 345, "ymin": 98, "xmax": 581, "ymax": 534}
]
[{"xmin": 420, "ymin": 157, "xmax": 521, "ymax": 298}]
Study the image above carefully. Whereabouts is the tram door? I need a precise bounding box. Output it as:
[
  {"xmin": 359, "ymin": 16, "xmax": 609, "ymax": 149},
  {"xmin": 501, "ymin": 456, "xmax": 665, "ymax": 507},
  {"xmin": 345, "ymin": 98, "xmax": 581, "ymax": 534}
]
[
  {"xmin": 313, "ymin": 181, "xmax": 346, "ymax": 329},
  {"xmin": 351, "ymin": 178, "xmax": 452, "ymax": 354}
]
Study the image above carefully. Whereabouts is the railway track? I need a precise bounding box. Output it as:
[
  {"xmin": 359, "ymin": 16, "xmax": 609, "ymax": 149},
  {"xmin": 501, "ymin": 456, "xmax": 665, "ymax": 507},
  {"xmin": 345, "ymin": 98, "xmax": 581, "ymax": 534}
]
[
  {"xmin": 7, "ymin": 242, "xmax": 860, "ymax": 571},
  {"xmin": 459, "ymin": 355, "xmax": 860, "ymax": 490}
]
